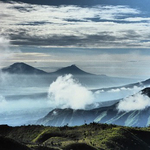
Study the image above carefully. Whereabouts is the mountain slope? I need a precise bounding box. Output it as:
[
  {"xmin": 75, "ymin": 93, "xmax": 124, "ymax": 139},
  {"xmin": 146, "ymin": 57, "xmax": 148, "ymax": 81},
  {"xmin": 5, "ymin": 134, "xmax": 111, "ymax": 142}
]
[
  {"xmin": 37, "ymin": 88, "xmax": 150, "ymax": 127},
  {"xmin": 2, "ymin": 62, "xmax": 47, "ymax": 75}
]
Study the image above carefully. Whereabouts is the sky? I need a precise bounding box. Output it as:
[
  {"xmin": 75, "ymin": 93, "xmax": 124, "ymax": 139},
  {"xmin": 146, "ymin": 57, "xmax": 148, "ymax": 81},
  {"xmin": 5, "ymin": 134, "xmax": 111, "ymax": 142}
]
[{"xmin": 0, "ymin": 0, "xmax": 150, "ymax": 79}]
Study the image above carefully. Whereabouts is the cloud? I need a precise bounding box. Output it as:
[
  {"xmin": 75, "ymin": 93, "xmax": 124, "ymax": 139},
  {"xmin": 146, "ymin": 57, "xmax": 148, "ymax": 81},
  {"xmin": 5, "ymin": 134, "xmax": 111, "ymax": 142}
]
[
  {"xmin": 107, "ymin": 86, "xmax": 143, "ymax": 93},
  {"xmin": 0, "ymin": 35, "xmax": 21, "ymax": 67},
  {"xmin": 0, "ymin": 95, "xmax": 7, "ymax": 108},
  {"xmin": 117, "ymin": 92, "xmax": 150, "ymax": 112},
  {"xmin": 8, "ymin": 31, "xmax": 146, "ymax": 48},
  {"xmin": 0, "ymin": 98, "xmax": 49, "ymax": 113},
  {"xmin": 123, "ymin": 17, "xmax": 150, "ymax": 22},
  {"xmin": 0, "ymin": 35, "xmax": 26, "ymax": 109},
  {"xmin": 48, "ymin": 74, "xmax": 94, "ymax": 109},
  {"xmin": 94, "ymin": 86, "xmax": 144, "ymax": 102},
  {"xmin": 0, "ymin": 36, "xmax": 13, "ymax": 65},
  {"xmin": 0, "ymin": 1, "xmax": 150, "ymax": 48}
]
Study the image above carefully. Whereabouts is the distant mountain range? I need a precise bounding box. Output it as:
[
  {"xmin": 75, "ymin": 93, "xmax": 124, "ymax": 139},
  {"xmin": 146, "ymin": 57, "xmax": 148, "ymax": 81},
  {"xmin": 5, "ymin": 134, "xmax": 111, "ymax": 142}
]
[
  {"xmin": 37, "ymin": 88, "xmax": 150, "ymax": 127},
  {"xmin": 1, "ymin": 62, "xmax": 137, "ymax": 88},
  {"xmin": 1, "ymin": 62, "xmax": 94, "ymax": 75}
]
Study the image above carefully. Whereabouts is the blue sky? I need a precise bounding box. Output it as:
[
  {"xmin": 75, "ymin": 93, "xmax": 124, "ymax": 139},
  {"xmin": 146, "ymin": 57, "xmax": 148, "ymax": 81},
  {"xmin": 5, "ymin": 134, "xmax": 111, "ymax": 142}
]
[{"xmin": 0, "ymin": 0, "xmax": 150, "ymax": 79}]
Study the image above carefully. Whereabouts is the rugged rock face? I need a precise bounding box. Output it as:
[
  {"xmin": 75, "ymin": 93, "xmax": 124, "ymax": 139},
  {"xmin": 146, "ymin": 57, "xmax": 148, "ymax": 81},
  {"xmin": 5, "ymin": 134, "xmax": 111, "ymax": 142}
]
[{"xmin": 141, "ymin": 88, "xmax": 150, "ymax": 97}]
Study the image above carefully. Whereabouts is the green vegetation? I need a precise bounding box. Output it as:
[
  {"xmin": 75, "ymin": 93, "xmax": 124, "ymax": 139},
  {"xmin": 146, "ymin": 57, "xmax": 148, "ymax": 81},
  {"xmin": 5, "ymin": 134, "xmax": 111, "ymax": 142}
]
[{"xmin": 0, "ymin": 123, "xmax": 150, "ymax": 150}]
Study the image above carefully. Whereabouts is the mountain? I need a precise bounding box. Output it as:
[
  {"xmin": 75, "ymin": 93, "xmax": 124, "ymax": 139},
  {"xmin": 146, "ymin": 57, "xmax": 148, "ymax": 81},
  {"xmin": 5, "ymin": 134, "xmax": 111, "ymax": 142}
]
[
  {"xmin": 51, "ymin": 65, "xmax": 138, "ymax": 88},
  {"xmin": 37, "ymin": 88, "xmax": 150, "ymax": 127},
  {"xmin": 1, "ymin": 62, "xmax": 138, "ymax": 88},
  {"xmin": 51, "ymin": 64, "xmax": 94, "ymax": 76},
  {"xmin": 1, "ymin": 62, "xmax": 47, "ymax": 75}
]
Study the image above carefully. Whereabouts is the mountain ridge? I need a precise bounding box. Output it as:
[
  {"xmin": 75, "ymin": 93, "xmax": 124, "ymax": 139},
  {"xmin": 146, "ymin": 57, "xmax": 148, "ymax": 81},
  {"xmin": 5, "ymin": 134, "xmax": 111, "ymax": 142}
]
[
  {"xmin": 1, "ymin": 62, "xmax": 95, "ymax": 76},
  {"xmin": 37, "ymin": 87, "xmax": 150, "ymax": 127}
]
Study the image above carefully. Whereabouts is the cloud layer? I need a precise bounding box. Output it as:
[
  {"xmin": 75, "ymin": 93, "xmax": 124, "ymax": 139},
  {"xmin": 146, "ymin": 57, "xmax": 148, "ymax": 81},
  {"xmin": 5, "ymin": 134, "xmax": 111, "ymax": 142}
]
[
  {"xmin": 0, "ymin": 1, "xmax": 150, "ymax": 48},
  {"xmin": 95, "ymin": 86, "xmax": 144, "ymax": 102}
]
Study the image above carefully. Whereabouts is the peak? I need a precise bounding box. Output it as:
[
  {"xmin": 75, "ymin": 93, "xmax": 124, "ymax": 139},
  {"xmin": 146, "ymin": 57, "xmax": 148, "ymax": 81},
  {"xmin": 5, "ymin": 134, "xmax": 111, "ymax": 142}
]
[
  {"xmin": 11, "ymin": 62, "xmax": 29, "ymax": 66},
  {"xmin": 70, "ymin": 64, "xmax": 77, "ymax": 67},
  {"xmin": 13, "ymin": 62, "xmax": 27, "ymax": 65},
  {"xmin": 53, "ymin": 64, "xmax": 93, "ymax": 75},
  {"xmin": 68, "ymin": 64, "xmax": 79, "ymax": 69},
  {"xmin": 8, "ymin": 62, "xmax": 33, "ymax": 69}
]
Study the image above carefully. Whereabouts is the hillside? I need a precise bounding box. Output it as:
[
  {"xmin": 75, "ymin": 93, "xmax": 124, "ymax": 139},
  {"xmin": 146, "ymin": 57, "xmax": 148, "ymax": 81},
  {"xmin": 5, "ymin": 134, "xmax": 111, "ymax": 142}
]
[{"xmin": 0, "ymin": 124, "xmax": 150, "ymax": 150}]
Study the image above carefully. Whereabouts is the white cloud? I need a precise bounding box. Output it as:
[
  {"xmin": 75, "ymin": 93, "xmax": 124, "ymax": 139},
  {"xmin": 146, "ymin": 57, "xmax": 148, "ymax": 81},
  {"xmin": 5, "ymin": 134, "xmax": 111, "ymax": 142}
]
[
  {"xmin": 0, "ymin": 1, "xmax": 150, "ymax": 48},
  {"xmin": 48, "ymin": 74, "xmax": 94, "ymax": 109},
  {"xmin": 117, "ymin": 92, "xmax": 150, "ymax": 112},
  {"xmin": 123, "ymin": 17, "xmax": 150, "ymax": 22}
]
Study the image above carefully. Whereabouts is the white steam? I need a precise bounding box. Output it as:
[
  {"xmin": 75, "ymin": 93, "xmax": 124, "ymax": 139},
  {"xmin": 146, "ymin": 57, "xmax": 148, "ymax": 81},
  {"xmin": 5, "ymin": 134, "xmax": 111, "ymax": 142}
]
[
  {"xmin": 48, "ymin": 74, "xmax": 94, "ymax": 109},
  {"xmin": 0, "ymin": 36, "xmax": 14, "ymax": 65},
  {"xmin": 117, "ymin": 92, "xmax": 150, "ymax": 112}
]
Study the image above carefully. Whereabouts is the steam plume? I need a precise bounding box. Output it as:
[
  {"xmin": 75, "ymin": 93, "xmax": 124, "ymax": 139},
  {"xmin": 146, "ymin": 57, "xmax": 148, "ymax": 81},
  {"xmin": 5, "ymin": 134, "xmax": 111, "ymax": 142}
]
[{"xmin": 48, "ymin": 74, "xmax": 94, "ymax": 109}]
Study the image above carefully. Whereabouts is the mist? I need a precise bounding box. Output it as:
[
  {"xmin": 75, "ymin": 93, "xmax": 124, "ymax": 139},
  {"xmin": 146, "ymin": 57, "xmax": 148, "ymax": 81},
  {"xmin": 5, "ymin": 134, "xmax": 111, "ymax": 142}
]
[
  {"xmin": 0, "ymin": 36, "xmax": 12, "ymax": 65},
  {"xmin": 94, "ymin": 86, "xmax": 143, "ymax": 102}
]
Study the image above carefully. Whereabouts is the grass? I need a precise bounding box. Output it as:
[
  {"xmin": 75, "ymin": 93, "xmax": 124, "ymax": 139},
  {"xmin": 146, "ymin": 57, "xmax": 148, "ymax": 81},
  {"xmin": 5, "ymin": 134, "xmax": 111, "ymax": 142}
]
[{"xmin": 0, "ymin": 123, "xmax": 150, "ymax": 150}]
